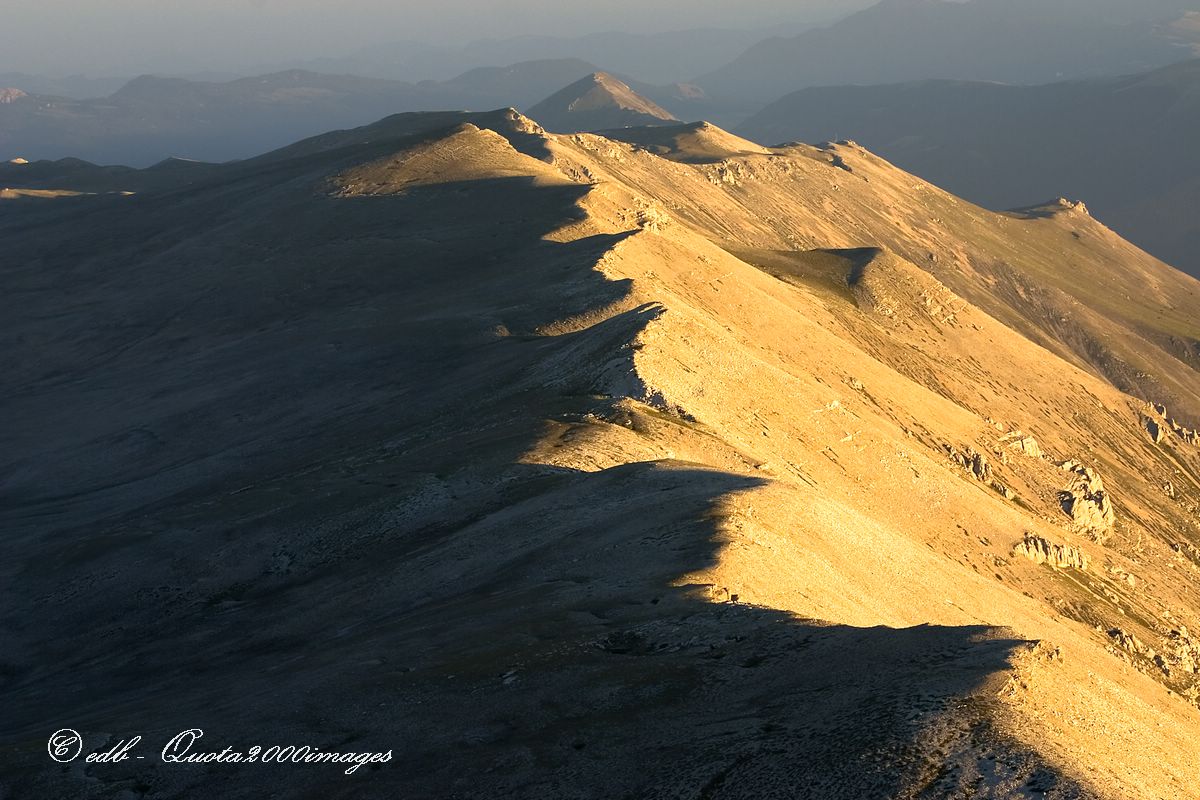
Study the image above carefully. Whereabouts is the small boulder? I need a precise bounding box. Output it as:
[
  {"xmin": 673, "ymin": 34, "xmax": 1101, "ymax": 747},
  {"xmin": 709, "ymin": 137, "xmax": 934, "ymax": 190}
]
[{"xmin": 1003, "ymin": 431, "xmax": 1042, "ymax": 458}]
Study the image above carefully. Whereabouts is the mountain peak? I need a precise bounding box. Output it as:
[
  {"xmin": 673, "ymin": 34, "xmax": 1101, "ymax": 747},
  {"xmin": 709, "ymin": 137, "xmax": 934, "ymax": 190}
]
[{"xmin": 527, "ymin": 71, "xmax": 678, "ymax": 134}]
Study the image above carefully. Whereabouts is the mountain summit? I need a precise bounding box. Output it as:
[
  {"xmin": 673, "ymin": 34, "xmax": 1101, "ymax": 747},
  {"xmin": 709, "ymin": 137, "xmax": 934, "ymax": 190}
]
[{"xmin": 527, "ymin": 71, "xmax": 678, "ymax": 133}]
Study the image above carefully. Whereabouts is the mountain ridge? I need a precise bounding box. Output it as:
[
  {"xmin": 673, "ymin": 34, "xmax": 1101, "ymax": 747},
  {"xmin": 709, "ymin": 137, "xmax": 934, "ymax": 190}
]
[{"xmin": 5, "ymin": 110, "xmax": 1200, "ymax": 796}]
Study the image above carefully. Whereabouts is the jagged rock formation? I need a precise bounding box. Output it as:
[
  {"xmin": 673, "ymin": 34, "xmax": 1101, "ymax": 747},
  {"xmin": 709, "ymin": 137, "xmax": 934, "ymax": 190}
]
[
  {"xmin": 1168, "ymin": 628, "xmax": 1200, "ymax": 675},
  {"xmin": 1108, "ymin": 626, "xmax": 1200, "ymax": 683},
  {"xmin": 1051, "ymin": 196, "xmax": 1089, "ymax": 216},
  {"xmin": 1109, "ymin": 627, "xmax": 1160, "ymax": 663},
  {"xmin": 1145, "ymin": 401, "xmax": 1200, "ymax": 445},
  {"xmin": 0, "ymin": 87, "xmax": 26, "ymax": 104},
  {"xmin": 1013, "ymin": 533, "xmax": 1090, "ymax": 570},
  {"xmin": 1059, "ymin": 461, "xmax": 1115, "ymax": 538},
  {"xmin": 1147, "ymin": 416, "xmax": 1168, "ymax": 444},
  {"xmin": 947, "ymin": 444, "xmax": 992, "ymax": 483}
]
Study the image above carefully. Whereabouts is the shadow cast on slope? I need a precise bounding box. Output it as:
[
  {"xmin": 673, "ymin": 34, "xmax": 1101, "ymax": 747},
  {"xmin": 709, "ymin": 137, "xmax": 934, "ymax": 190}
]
[{"xmin": 0, "ymin": 166, "xmax": 1085, "ymax": 799}]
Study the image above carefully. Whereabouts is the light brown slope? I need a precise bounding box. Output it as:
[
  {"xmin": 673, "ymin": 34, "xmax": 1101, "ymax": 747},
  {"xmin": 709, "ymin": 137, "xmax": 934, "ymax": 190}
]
[
  {"xmin": 597, "ymin": 120, "xmax": 769, "ymax": 164},
  {"xmin": 519, "ymin": 153, "xmax": 1200, "ymax": 798},
  {"xmin": 347, "ymin": 113, "xmax": 1200, "ymax": 794},
  {"xmin": 4, "ymin": 111, "xmax": 1200, "ymax": 798},
  {"xmin": 547, "ymin": 131, "xmax": 1200, "ymax": 429}
]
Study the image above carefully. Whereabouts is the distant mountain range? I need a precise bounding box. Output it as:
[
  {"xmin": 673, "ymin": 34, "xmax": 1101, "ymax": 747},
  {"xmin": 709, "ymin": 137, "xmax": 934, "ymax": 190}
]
[
  {"xmin": 0, "ymin": 61, "xmax": 700, "ymax": 166},
  {"xmin": 0, "ymin": 72, "xmax": 132, "ymax": 99},
  {"xmin": 737, "ymin": 58, "xmax": 1200, "ymax": 276},
  {"xmin": 699, "ymin": 0, "xmax": 1200, "ymax": 108},
  {"xmin": 274, "ymin": 28, "xmax": 798, "ymax": 86}
]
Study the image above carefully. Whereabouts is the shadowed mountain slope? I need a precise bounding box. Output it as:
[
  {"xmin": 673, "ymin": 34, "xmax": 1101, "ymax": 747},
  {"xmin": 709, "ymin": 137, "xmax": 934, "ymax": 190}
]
[{"xmin": 3, "ymin": 111, "xmax": 1200, "ymax": 797}]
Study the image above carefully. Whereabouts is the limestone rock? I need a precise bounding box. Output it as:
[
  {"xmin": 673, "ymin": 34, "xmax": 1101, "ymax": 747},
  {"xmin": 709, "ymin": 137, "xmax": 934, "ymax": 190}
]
[
  {"xmin": 970, "ymin": 450, "xmax": 992, "ymax": 483},
  {"xmin": 1168, "ymin": 628, "xmax": 1200, "ymax": 675},
  {"xmin": 1144, "ymin": 401, "xmax": 1200, "ymax": 446},
  {"xmin": 1054, "ymin": 197, "xmax": 1089, "ymax": 215},
  {"xmin": 1110, "ymin": 625, "xmax": 1200, "ymax": 677},
  {"xmin": 1109, "ymin": 627, "xmax": 1154, "ymax": 659},
  {"xmin": 1013, "ymin": 533, "xmax": 1089, "ymax": 570},
  {"xmin": 1002, "ymin": 431, "xmax": 1042, "ymax": 458},
  {"xmin": 1170, "ymin": 419, "xmax": 1200, "ymax": 445},
  {"xmin": 947, "ymin": 445, "xmax": 993, "ymax": 483},
  {"xmin": 1059, "ymin": 462, "xmax": 1115, "ymax": 538}
]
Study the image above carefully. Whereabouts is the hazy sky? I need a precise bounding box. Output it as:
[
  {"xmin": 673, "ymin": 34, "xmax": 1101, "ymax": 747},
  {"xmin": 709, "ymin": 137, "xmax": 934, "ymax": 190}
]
[{"xmin": 1, "ymin": 1, "xmax": 873, "ymax": 76}]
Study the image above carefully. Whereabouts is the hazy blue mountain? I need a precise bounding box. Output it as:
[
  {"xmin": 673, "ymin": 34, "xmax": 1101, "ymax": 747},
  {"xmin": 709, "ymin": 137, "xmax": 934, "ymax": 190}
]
[
  {"xmin": 259, "ymin": 28, "xmax": 809, "ymax": 85},
  {"xmin": 738, "ymin": 59, "xmax": 1200, "ymax": 275},
  {"xmin": 700, "ymin": 0, "xmax": 1200, "ymax": 107},
  {"xmin": 0, "ymin": 60, "xmax": 699, "ymax": 166}
]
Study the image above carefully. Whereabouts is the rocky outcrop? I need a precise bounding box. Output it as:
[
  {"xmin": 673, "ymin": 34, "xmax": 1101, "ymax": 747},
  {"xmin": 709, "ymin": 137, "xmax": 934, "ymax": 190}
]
[
  {"xmin": 1013, "ymin": 533, "xmax": 1089, "ymax": 570},
  {"xmin": 0, "ymin": 88, "xmax": 27, "ymax": 104},
  {"xmin": 945, "ymin": 443, "xmax": 1023, "ymax": 499},
  {"xmin": 947, "ymin": 445, "xmax": 992, "ymax": 482},
  {"xmin": 1053, "ymin": 197, "xmax": 1089, "ymax": 216},
  {"xmin": 1168, "ymin": 627, "xmax": 1200, "ymax": 675},
  {"xmin": 1002, "ymin": 431, "xmax": 1042, "ymax": 458},
  {"xmin": 1109, "ymin": 627, "xmax": 1155, "ymax": 659},
  {"xmin": 1108, "ymin": 626, "xmax": 1200, "ymax": 679},
  {"xmin": 1058, "ymin": 462, "xmax": 1115, "ymax": 539},
  {"xmin": 1144, "ymin": 402, "xmax": 1200, "ymax": 445}
]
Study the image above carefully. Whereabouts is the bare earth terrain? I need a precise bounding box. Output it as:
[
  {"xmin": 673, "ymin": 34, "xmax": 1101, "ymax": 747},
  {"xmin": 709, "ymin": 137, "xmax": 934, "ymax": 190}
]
[{"xmin": 3, "ymin": 108, "xmax": 1200, "ymax": 798}]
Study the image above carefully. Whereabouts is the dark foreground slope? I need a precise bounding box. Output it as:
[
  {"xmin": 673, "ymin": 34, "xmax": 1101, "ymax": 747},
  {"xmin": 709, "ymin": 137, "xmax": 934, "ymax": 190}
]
[{"xmin": 3, "ymin": 111, "xmax": 1200, "ymax": 798}]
